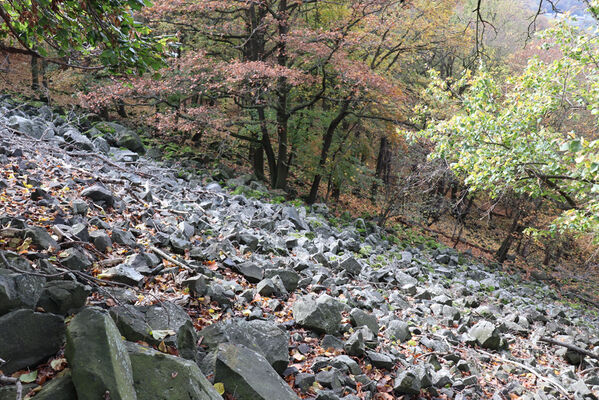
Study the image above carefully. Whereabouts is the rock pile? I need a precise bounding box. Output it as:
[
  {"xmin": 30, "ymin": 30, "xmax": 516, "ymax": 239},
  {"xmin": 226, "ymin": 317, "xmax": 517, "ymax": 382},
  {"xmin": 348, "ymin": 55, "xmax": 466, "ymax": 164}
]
[{"xmin": 0, "ymin": 96, "xmax": 598, "ymax": 400}]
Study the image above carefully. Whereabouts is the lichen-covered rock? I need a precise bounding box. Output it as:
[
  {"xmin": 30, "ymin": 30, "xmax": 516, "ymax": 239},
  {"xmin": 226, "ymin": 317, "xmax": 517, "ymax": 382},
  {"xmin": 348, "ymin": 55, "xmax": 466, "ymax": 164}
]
[
  {"xmin": 126, "ymin": 342, "xmax": 222, "ymax": 400},
  {"xmin": 214, "ymin": 343, "xmax": 299, "ymax": 400},
  {"xmin": 199, "ymin": 318, "xmax": 289, "ymax": 373},
  {"xmin": 293, "ymin": 294, "xmax": 342, "ymax": 334},
  {"xmin": 65, "ymin": 307, "xmax": 137, "ymax": 400}
]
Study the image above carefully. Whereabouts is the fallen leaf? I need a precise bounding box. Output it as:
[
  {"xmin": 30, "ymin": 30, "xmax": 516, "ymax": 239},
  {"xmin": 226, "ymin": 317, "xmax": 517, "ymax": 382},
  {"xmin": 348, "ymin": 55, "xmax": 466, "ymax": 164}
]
[
  {"xmin": 19, "ymin": 370, "xmax": 37, "ymax": 383},
  {"xmin": 214, "ymin": 382, "xmax": 225, "ymax": 395}
]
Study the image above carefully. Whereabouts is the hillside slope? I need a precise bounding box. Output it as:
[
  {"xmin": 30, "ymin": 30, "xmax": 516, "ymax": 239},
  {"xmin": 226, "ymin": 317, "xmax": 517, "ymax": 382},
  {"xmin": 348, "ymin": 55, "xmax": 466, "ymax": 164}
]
[{"xmin": 0, "ymin": 97, "xmax": 598, "ymax": 399}]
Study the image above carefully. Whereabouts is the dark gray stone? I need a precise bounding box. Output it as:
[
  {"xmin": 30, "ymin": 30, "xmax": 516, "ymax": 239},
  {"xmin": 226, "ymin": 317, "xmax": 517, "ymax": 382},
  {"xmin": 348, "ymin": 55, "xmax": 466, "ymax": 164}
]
[
  {"xmin": 34, "ymin": 371, "xmax": 77, "ymax": 400},
  {"xmin": 293, "ymin": 294, "xmax": 342, "ymax": 334},
  {"xmin": 215, "ymin": 343, "xmax": 299, "ymax": 400},
  {"xmin": 0, "ymin": 263, "xmax": 45, "ymax": 315},
  {"xmin": 60, "ymin": 247, "xmax": 92, "ymax": 271},
  {"xmin": 25, "ymin": 226, "xmax": 58, "ymax": 250},
  {"xmin": 199, "ymin": 318, "xmax": 290, "ymax": 374},
  {"xmin": 110, "ymin": 302, "xmax": 191, "ymax": 346},
  {"xmin": 339, "ymin": 257, "xmax": 362, "ymax": 275},
  {"xmin": 101, "ymin": 264, "xmax": 144, "ymax": 286},
  {"xmin": 349, "ymin": 308, "xmax": 379, "ymax": 335},
  {"xmin": 234, "ymin": 261, "xmax": 264, "ymax": 283},
  {"xmin": 126, "ymin": 342, "xmax": 222, "ymax": 400},
  {"xmin": 65, "ymin": 307, "xmax": 137, "ymax": 400},
  {"xmin": 386, "ymin": 320, "xmax": 411, "ymax": 342},
  {"xmin": 89, "ymin": 230, "xmax": 112, "ymax": 252},
  {"xmin": 0, "ymin": 309, "xmax": 64, "ymax": 374},
  {"xmin": 394, "ymin": 370, "xmax": 421, "ymax": 395},
  {"xmin": 81, "ymin": 184, "xmax": 115, "ymax": 207},
  {"xmin": 177, "ymin": 320, "xmax": 198, "ymax": 362},
  {"xmin": 37, "ymin": 280, "xmax": 91, "ymax": 315},
  {"xmin": 264, "ymin": 269, "xmax": 300, "ymax": 292},
  {"xmin": 112, "ymin": 229, "xmax": 137, "ymax": 247}
]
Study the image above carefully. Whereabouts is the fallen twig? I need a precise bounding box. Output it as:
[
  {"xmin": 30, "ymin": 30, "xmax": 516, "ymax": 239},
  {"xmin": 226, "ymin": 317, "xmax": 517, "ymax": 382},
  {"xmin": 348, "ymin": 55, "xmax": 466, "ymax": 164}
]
[
  {"xmin": 0, "ymin": 375, "xmax": 23, "ymax": 400},
  {"xmin": 149, "ymin": 246, "xmax": 194, "ymax": 272},
  {"xmin": 540, "ymin": 337, "xmax": 599, "ymax": 361}
]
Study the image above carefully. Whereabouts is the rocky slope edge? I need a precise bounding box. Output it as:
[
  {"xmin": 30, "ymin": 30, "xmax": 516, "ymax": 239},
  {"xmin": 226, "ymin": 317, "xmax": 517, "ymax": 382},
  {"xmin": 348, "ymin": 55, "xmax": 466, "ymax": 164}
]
[{"xmin": 0, "ymin": 96, "xmax": 598, "ymax": 400}]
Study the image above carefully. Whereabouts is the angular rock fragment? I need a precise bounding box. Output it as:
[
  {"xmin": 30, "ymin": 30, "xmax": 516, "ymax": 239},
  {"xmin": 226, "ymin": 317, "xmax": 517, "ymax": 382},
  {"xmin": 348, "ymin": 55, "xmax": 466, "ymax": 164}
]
[
  {"xmin": 65, "ymin": 307, "xmax": 137, "ymax": 400},
  {"xmin": 126, "ymin": 342, "xmax": 222, "ymax": 400},
  {"xmin": 293, "ymin": 294, "xmax": 342, "ymax": 334},
  {"xmin": 199, "ymin": 318, "xmax": 290, "ymax": 374},
  {"xmin": 215, "ymin": 343, "xmax": 299, "ymax": 400},
  {"xmin": 0, "ymin": 309, "xmax": 64, "ymax": 374}
]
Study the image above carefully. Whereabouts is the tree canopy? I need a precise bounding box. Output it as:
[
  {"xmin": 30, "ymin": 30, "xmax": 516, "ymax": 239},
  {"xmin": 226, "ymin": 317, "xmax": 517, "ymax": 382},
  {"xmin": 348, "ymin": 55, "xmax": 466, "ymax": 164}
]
[{"xmin": 0, "ymin": 0, "xmax": 163, "ymax": 72}]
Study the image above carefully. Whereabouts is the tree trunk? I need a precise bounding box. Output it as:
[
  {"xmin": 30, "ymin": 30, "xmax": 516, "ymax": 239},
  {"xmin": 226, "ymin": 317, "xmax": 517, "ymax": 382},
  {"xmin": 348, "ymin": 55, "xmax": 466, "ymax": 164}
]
[
  {"xmin": 308, "ymin": 101, "xmax": 349, "ymax": 204},
  {"xmin": 31, "ymin": 55, "xmax": 39, "ymax": 92},
  {"xmin": 371, "ymin": 136, "xmax": 392, "ymax": 196},
  {"xmin": 116, "ymin": 99, "xmax": 127, "ymax": 118},
  {"xmin": 250, "ymin": 131, "xmax": 265, "ymax": 180},
  {"xmin": 496, "ymin": 207, "xmax": 523, "ymax": 263},
  {"xmin": 273, "ymin": 0, "xmax": 290, "ymax": 190},
  {"xmin": 258, "ymin": 107, "xmax": 277, "ymax": 186}
]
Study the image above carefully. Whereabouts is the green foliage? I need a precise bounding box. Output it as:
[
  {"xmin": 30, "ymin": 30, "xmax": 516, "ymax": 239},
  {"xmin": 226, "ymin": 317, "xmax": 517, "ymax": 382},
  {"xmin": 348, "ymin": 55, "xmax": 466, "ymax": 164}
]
[
  {"xmin": 410, "ymin": 16, "xmax": 599, "ymax": 243},
  {"xmin": 0, "ymin": 0, "xmax": 164, "ymax": 72}
]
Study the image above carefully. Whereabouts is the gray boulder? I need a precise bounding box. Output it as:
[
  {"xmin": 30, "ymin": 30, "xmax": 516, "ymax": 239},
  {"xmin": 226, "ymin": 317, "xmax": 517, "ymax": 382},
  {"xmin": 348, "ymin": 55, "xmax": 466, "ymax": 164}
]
[
  {"xmin": 63, "ymin": 129, "xmax": 94, "ymax": 151},
  {"xmin": 349, "ymin": 308, "xmax": 379, "ymax": 335},
  {"xmin": 110, "ymin": 302, "xmax": 191, "ymax": 346},
  {"xmin": 81, "ymin": 184, "xmax": 115, "ymax": 207},
  {"xmin": 264, "ymin": 269, "xmax": 300, "ymax": 291},
  {"xmin": 293, "ymin": 294, "xmax": 342, "ymax": 334},
  {"xmin": 60, "ymin": 247, "xmax": 92, "ymax": 271},
  {"xmin": 25, "ymin": 226, "xmax": 58, "ymax": 250},
  {"xmin": 339, "ymin": 257, "xmax": 362, "ymax": 275},
  {"xmin": 34, "ymin": 370, "xmax": 77, "ymax": 400},
  {"xmin": 469, "ymin": 320, "xmax": 501, "ymax": 350},
  {"xmin": 215, "ymin": 343, "xmax": 299, "ymax": 400},
  {"xmin": 234, "ymin": 261, "xmax": 264, "ymax": 283},
  {"xmin": 177, "ymin": 320, "xmax": 199, "ymax": 362},
  {"xmin": 386, "ymin": 320, "xmax": 411, "ymax": 342},
  {"xmin": 65, "ymin": 307, "xmax": 137, "ymax": 400},
  {"xmin": 36, "ymin": 280, "xmax": 91, "ymax": 315},
  {"xmin": 0, "ymin": 309, "xmax": 64, "ymax": 374},
  {"xmin": 394, "ymin": 370, "xmax": 421, "ymax": 395},
  {"xmin": 0, "ymin": 265, "xmax": 45, "ymax": 315},
  {"xmin": 101, "ymin": 264, "xmax": 144, "ymax": 286},
  {"xmin": 126, "ymin": 342, "xmax": 222, "ymax": 400},
  {"xmin": 199, "ymin": 318, "xmax": 289, "ymax": 373}
]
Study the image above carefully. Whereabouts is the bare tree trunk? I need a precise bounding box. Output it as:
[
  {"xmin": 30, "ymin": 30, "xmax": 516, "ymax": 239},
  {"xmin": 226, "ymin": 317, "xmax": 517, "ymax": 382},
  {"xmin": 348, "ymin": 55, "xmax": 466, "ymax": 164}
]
[
  {"xmin": 116, "ymin": 99, "xmax": 127, "ymax": 118},
  {"xmin": 371, "ymin": 136, "xmax": 392, "ymax": 196},
  {"xmin": 496, "ymin": 207, "xmax": 523, "ymax": 263},
  {"xmin": 308, "ymin": 100, "xmax": 349, "ymax": 204},
  {"xmin": 31, "ymin": 55, "xmax": 39, "ymax": 92}
]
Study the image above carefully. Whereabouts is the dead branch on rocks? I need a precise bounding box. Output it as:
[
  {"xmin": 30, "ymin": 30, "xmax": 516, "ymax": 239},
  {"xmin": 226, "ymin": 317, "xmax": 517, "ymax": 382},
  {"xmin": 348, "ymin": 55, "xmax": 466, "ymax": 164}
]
[
  {"xmin": 149, "ymin": 246, "xmax": 194, "ymax": 273},
  {"xmin": 540, "ymin": 337, "xmax": 599, "ymax": 361},
  {"xmin": 0, "ymin": 375, "xmax": 22, "ymax": 400}
]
